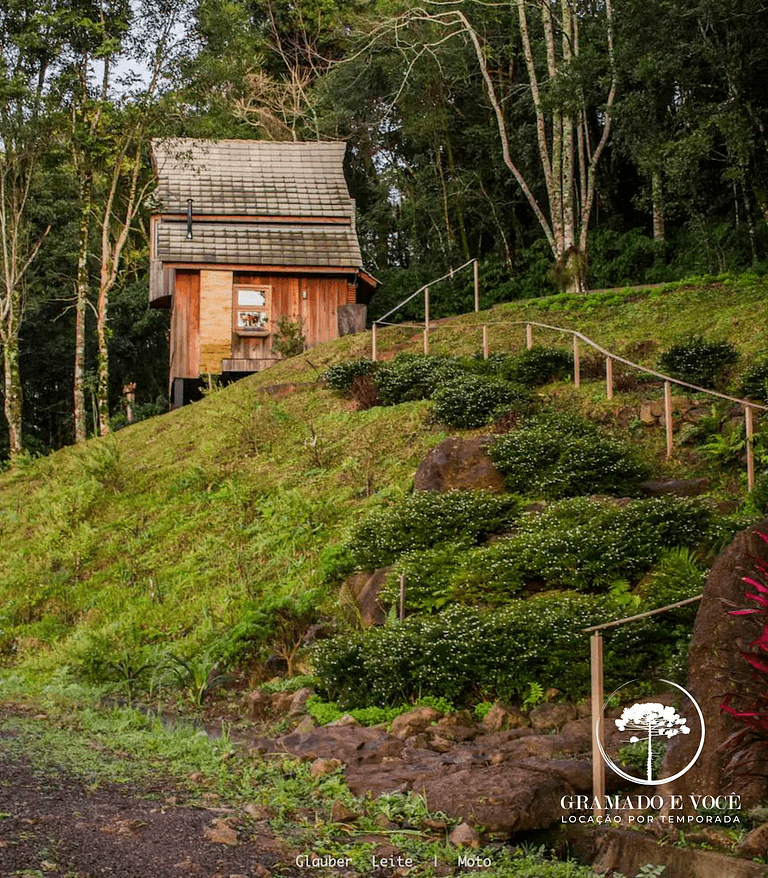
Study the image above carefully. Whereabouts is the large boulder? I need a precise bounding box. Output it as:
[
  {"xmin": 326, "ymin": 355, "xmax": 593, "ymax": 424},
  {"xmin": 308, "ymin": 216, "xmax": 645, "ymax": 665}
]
[
  {"xmin": 342, "ymin": 568, "xmax": 389, "ymax": 627},
  {"xmin": 662, "ymin": 520, "xmax": 768, "ymax": 807},
  {"xmin": 414, "ymin": 436, "xmax": 506, "ymax": 493}
]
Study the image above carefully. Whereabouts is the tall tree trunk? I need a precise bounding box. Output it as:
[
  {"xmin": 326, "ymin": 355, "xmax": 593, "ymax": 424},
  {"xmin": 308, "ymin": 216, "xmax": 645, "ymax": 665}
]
[
  {"xmin": 652, "ymin": 170, "xmax": 665, "ymax": 243},
  {"xmin": 96, "ymin": 271, "xmax": 110, "ymax": 436},
  {"xmin": 2, "ymin": 306, "xmax": 23, "ymax": 460},
  {"xmin": 73, "ymin": 174, "xmax": 92, "ymax": 443}
]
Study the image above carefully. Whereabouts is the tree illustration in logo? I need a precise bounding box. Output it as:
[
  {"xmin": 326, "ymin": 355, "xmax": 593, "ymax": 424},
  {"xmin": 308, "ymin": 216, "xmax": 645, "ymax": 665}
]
[{"xmin": 615, "ymin": 702, "xmax": 691, "ymax": 781}]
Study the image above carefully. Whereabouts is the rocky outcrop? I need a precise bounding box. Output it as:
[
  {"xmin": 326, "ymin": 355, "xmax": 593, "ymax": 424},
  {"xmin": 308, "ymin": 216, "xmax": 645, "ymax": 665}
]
[
  {"xmin": 259, "ymin": 709, "xmax": 627, "ymax": 833},
  {"xmin": 662, "ymin": 520, "xmax": 768, "ymax": 807},
  {"xmin": 414, "ymin": 436, "xmax": 506, "ymax": 493}
]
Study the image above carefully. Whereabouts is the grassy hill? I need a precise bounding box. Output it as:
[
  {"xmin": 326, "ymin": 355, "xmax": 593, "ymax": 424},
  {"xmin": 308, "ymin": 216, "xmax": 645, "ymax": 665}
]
[{"xmin": 1, "ymin": 272, "xmax": 767, "ymax": 693}]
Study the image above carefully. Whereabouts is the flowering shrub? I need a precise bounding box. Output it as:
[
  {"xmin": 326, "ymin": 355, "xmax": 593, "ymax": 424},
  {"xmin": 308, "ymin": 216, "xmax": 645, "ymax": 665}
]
[
  {"xmin": 432, "ymin": 375, "xmax": 531, "ymax": 428},
  {"xmin": 348, "ymin": 490, "xmax": 519, "ymax": 570},
  {"xmin": 377, "ymin": 497, "xmax": 716, "ymax": 610},
  {"xmin": 658, "ymin": 335, "xmax": 739, "ymax": 388},
  {"xmin": 313, "ymin": 595, "xmax": 679, "ymax": 707},
  {"xmin": 375, "ymin": 354, "xmax": 465, "ymax": 405},
  {"xmin": 380, "ymin": 545, "xmax": 470, "ymax": 613},
  {"xmin": 323, "ymin": 358, "xmax": 377, "ymax": 392},
  {"xmin": 498, "ymin": 345, "xmax": 574, "ymax": 387},
  {"xmin": 452, "ymin": 496, "xmax": 715, "ymax": 594},
  {"xmin": 488, "ymin": 413, "xmax": 650, "ymax": 498},
  {"xmin": 740, "ymin": 357, "xmax": 768, "ymax": 403}
]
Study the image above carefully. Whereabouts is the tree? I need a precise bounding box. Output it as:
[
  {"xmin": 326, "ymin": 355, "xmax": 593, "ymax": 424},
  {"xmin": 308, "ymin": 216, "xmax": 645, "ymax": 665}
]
[
  {"xmin": 345, "ymin": 0, "xmax": 618, "ymax": 291},
  {"xmin": 615, "ymin": 701, "xmax": 690, "ymax": 781},
  {"xmin": 67, "ymin": 0, "xmax": 187, "ymax": 439},
  {"xmin": 0, "ymin": 0, "xmax": 59, "ymax": 460}
]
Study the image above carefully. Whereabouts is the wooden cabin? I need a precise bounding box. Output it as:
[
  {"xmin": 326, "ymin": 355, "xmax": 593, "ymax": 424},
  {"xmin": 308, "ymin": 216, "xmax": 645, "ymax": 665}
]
[{"xmin": 149, "ymin": 138, "xmax": 377, "ymax": 406}]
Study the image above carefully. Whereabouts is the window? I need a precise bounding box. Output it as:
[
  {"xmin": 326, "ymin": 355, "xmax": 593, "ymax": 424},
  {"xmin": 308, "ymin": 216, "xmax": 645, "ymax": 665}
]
[{"xmin": 233, "ymin": 286, "xmax": 271, "ymax": 335}]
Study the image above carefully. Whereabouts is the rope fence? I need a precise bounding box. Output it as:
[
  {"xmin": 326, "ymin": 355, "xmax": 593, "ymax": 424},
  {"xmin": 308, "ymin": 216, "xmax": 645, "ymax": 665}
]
[{"xmin": 369, "ymin": 314, "xmax": 766, "ymax": 489}]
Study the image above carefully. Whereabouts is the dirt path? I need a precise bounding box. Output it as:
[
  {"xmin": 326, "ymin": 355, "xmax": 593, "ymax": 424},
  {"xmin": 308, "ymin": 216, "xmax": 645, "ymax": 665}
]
[{"xmin": 0, "ymin": 723, "xmax": 293, "ymax": 878}]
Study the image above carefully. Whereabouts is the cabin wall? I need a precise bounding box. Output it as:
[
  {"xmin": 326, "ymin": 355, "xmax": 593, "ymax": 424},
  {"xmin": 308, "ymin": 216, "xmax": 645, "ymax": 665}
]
[
  {"xmin": 199, "ymin": 269, "xmax": 234, "ymax": 374},
  {"xmin": 169, "ymin": 270, "xmax": 200, "ymax": 380},
  {"xmin": 169, "ymin": 268, "xmax": 355, "ymax": 381},
  {"xmin": 235, "ymin": 272, "xmax": 351, "ymax": 349}
]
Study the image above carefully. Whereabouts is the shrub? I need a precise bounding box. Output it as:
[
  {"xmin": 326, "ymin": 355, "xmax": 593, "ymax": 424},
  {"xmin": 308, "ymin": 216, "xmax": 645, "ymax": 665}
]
[
  {"xmin": 375, "ymin": 354, "xmax": 464, "ymax": 405},
  {"xmin": 640, "ymin": 547, "xmax": 708, "ymax": 608},
  {"xmin": 379, "ymin": 545, "xmax": 472, "ymax": 614},
  {"xmin": 432, "ymin": 374, "xmax": 530, "ymax": 428},
  {"xmin": 453, "ymin": 496, "xmax": 714, "ymax": 594},
  {"xmin": 272, "ymin": 316, "xmax": 306, "ymax": 358},
  {"xmin": 740, "ymin": 357, "xmax": 768, "ymax": 403},
  {"xmin": 498, "ymin": 346, "xmax": 574, "ymax": 387},
  {"xmin": 488, "ymin": 413, "xmax": 650, "ymax": 498},
  {"xmin": 313, "ymin": 594, "xmax": 683, "ymax": 708},
  {"xmin": 658, "ymin": 335, "xmax": 739, "ymax": 388},
  {"xmin": 323, "ymin": 358, "xmax": 377, "ymax": 392},
  {"xmin": 348, "ymin": 490, "xmax": 520, "ymax": 570}
]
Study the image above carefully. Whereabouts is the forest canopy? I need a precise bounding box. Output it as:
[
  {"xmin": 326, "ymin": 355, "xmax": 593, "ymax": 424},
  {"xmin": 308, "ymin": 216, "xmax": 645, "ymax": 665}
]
[{"xmin": 1, "ymin": 0, "xmax": 767, "ymax": 461}]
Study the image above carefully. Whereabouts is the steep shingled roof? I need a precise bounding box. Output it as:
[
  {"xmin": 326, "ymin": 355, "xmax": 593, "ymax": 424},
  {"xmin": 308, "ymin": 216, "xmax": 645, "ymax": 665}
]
[
  {"xmin": 157, "ymin": 221, "xmax": 363, "ymax": 267},
  {"xmin": 151, "ymin": 139, "xmax": 354, "ymax": 219}
]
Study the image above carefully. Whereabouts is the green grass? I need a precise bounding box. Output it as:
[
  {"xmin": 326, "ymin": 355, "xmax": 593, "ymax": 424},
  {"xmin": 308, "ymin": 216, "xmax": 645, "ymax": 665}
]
[{"xmin": 0, "ymin": 272, "xmax": 766, "ymax": 680}]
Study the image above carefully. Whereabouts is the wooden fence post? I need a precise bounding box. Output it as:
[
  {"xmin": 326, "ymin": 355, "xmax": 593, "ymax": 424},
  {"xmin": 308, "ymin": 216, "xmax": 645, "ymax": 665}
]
[
  {"xmin": 424, "ymin": 286, "xmax": 430, "ymax": 355},
  {"xmin": 473, "ymin": 260, "xmax": 480, "ymax": 312},
  {"xmin": 664, "ymin": 380, "xmax": 674, "ymax": 459},
  {"xmin": 482, "ymin": 325, "xmax": 489, "ymax": 359},
  {"xmin": 746, "ymin": 406, "xmax": 755, "ymax": 491},
  {"xmin": 526, "ymin": 323, "xmax": 533, "ymax": 349},
  {"xmin": 399, "ymin": 573, "xmax": 406, "ymax": 622},
  {"xmin": 573, "ymin": 336, "xmax": 581, "ymax": 388},
  {"xmin": 591, "ymin": 633, "xmax": 605, "ymax": 820},
  {"xmin": 606, "ymin": 357, "xmax": 614, "ymax": 400},
  {"xmin": 372, "ymin": 322, "xmax": 378, "ymax": 362}
]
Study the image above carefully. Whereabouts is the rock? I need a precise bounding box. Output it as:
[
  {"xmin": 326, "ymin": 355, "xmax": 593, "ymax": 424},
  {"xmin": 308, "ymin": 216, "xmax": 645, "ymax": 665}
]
[
  {"xmin": 425, "ymin": 764, "xmax": 574, "ymax": 833},
  {"xmin": 330, "ymin": 800, "xmax": 359, "ymax": 823},
  {"xmin": 448, "ymin": 822, "xmax": 480, "ymax": 848},
  {"xmin": 529, "ymin": 701, "xmax": 577, "ymax": 731},
  {"xmin": 288, "ymin": 687, "xmax": 313, "ymax": 715},
  {"xmin": 661, "ymin": 520, "xmax": 768, "ymax": 808},
  {"xmin": 327, "ymin": 713, "xmax": 360, "ymax": 727},
  {"xmin": 649, "ymin": 400, "xmax": 665, "ymax": 418},
  {"xmin": 390, "ymin": 706, "xmax": 443, "ymax": 740},
  {"xmin": 480, "ymin": 702, "xmax": 528, "ymax": 732},
  {"xmin": 639, "ymin": 404, "xmax": 657, "ymax": 426},
  {"xmin": 292, "ymin": 716, "xmax": 315, "ymax": 734},
  {"xmin": 736, "ymin": 823, "xmax": 768, "ymax": 858},
  {"xmin": 246, "ymin": 690, "xmax": 272, "ymax": 720},
  {"xmin": 414, "ymin": 436, "xmax": 506, "ymax": 493},
  {"xmin": 638, "ymin": 477, "xmax": 711, "ymax": 497},
  {"xmin": 310, "ymin": 758, "xmax": 342, "ymax": 778},
  {"xmin": 204, "ymin": 818, "xmax": 238, "ymax": 846},
  {"xmin": 270, "ymin": 692, "xmax": 294, "ymax": 715},
  {"xmin": 342, "ymin": 569, "xmax": 389, "ymax": 627},
  {"xmin": 277, "ymin": 725, "xmax": 403, "ymax": 768}
]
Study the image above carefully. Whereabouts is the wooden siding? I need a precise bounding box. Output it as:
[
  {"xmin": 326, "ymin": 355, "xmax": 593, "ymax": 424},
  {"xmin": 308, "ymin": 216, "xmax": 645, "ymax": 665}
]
[
  {"xmin": 234, "ymin": 271, "xmax": 351, "ymax": 349},
  {"xmin": 199, "ymin": 269, "xmax": 234, "ymax": 373},
  {"xmin": 169, "ymin": 270, "xmax": 200, "ymax": 380},
  {"xmin": 169, "ymin": 268, "xmax": 354, "ymax": 381}
]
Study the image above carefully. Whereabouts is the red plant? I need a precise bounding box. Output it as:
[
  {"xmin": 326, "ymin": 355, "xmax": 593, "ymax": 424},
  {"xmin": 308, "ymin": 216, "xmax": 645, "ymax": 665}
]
[{"xmin": 721, "ymin": 532, "xmax": 768, "ymax": 739}]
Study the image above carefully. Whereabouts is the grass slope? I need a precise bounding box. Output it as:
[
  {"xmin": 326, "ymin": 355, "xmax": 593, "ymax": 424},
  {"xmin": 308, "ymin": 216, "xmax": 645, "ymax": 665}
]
[{"xmin": 1, "ymin": 273, "xmax": 767, "ymax": 676}]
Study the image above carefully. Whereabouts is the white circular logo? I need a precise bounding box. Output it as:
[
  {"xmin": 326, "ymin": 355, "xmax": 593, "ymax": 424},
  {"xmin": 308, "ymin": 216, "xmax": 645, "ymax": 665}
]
[{"xmin": 596, "ymin": 678, "xmax": 706, "ymax": 786}]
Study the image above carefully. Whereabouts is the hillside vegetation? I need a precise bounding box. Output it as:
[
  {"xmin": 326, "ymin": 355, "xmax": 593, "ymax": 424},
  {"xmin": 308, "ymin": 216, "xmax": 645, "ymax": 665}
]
[{"xmin": 1, "ymin": 274, "xmax": 768, "ymax": 702}]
